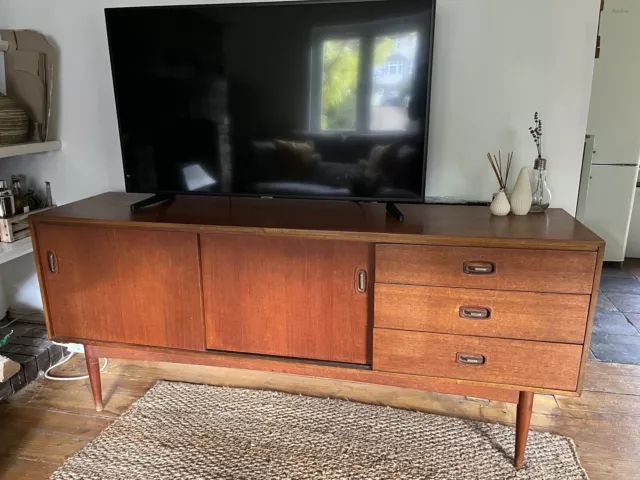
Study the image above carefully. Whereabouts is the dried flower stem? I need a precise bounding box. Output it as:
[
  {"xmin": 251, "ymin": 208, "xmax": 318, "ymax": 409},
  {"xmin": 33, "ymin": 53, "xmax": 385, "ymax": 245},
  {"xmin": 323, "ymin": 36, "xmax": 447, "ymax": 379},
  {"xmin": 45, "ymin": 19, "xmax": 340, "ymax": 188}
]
[{"xmin": 529, "ymin": 112, "xmax": 543, "ymax": 158}]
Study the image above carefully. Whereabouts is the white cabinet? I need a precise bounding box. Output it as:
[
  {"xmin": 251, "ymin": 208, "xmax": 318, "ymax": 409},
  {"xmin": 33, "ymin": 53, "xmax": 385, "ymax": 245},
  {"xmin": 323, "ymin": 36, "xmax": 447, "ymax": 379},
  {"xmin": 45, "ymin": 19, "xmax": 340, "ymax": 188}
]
[{"xmin": 583, "ymin": 165, "xmax": 638, "ymax": 262}]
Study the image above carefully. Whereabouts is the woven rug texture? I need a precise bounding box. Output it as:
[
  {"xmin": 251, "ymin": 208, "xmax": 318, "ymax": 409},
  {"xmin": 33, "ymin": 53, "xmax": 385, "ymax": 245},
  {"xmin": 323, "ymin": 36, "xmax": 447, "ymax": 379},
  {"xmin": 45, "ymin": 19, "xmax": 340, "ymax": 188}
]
[{"xmin": 51, "ymin": 381, "xmax": 587, "ymax": 480}]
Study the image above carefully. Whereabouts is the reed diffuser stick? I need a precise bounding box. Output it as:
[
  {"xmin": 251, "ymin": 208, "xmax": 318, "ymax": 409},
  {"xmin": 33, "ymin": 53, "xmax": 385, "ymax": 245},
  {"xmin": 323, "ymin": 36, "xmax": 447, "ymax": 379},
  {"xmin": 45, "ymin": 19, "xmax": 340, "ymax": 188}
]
[
  {"xmin": 487, "ymin": 151, "xmax": 514, "ymax": 191},
  {"xmin": 505, "ymin": 152, "xmax": 513, "ymax": 186}
]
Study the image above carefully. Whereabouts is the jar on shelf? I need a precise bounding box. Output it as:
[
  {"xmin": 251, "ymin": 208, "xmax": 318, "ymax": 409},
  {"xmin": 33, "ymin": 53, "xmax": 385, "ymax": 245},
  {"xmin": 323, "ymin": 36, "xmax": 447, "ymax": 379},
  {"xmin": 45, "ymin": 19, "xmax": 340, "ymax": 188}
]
[
  {"xmin": 0, "ymin": 180, "xmax": 15, "ymax": 218},
  {"xmin": 11, "ymin": 177, "xmax": 29, "ymax": 215},
  {"xmin": 530, "ymin": 158, "xmax": 551, "ymax": 212}
]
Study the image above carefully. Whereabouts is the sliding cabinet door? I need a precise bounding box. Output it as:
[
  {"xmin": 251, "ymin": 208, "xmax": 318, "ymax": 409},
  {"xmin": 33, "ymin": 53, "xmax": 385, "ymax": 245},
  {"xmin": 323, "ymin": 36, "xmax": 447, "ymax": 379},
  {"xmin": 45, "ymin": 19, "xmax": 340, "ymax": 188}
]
[
  {"xmin": 34, "ymin": 223, "xmax": 204, "ymax": 350},
  {"xmin": 201, "ymin": 234, "xmax": 372, "ymax": 364}
]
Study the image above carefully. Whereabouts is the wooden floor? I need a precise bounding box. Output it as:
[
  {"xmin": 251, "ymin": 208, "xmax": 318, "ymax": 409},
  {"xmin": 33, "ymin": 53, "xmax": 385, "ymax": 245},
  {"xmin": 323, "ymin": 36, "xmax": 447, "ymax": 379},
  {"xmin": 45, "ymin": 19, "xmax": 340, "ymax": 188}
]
[{"xmin": 1, "ymin": 356, "xmax": 639, "ymax": 480}]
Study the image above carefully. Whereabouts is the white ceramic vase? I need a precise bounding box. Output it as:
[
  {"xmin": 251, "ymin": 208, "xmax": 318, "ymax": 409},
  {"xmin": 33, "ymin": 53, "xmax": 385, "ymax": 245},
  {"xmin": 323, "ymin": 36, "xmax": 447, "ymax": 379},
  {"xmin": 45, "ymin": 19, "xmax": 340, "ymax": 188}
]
[
  {"xmin": 490, "ymin": 190, "xmax": 510, "ymax": 216},
  {"xmin": 511, "ymin": 167, "xmax": 533, "ymax": 215}
]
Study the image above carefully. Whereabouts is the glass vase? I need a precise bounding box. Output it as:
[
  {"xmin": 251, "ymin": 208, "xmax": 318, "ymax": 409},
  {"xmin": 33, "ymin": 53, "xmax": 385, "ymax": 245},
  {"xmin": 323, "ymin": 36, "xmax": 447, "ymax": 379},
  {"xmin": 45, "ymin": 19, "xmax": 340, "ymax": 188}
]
[{"xmin": 530, "ymin": 158, "xmax": 551, "ymax": 212}]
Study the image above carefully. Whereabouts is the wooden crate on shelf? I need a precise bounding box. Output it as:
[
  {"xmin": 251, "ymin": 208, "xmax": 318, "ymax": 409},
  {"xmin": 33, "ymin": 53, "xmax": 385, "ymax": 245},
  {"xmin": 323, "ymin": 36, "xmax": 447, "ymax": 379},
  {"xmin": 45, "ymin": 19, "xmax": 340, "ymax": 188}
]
[{"xmin": 0, "ymin": 207, "xmax": 55, "ymax": 243}]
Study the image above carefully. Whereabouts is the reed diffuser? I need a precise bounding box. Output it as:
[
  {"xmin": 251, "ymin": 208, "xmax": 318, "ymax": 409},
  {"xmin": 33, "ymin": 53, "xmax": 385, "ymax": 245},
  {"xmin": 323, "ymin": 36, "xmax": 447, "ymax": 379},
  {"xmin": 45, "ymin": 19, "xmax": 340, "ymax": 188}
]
[{"xmin": 486, "ymin": 151, "xmax": 513, "ymax": 216}]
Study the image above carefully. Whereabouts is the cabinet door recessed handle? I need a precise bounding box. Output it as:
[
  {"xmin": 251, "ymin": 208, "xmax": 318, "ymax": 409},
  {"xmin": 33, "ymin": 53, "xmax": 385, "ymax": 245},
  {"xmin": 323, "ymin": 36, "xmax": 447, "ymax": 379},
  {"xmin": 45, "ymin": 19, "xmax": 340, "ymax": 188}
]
[
  {"xmin": 356, "ymin": 269, "xmax": 368, "ymax": 294},
  {"xmin": 459, "ymin": 306, "xmax": 491, "ymax": 319},
  {"xmin": 456, "ymin": 353, "xmax": 486, "ymax": 365},
  {"xmin": 463, "ymin": 261, "xmax": 496, "ymax": 275},
  {"xmin": 47, "ymin": 251, "xmax": 57, "ymax": 274}
]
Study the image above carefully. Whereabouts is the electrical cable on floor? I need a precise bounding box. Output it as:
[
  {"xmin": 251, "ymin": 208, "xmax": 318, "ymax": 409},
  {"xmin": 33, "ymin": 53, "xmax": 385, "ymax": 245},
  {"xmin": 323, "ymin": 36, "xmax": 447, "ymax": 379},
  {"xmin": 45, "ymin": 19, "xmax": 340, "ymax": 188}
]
[
  {"xmin": 44, "ymin": 352, "xmax": 108, "ymax": 381},
  {"xmin": 0, "ymin": 312, "xmax": 108, "ymax": 381}
]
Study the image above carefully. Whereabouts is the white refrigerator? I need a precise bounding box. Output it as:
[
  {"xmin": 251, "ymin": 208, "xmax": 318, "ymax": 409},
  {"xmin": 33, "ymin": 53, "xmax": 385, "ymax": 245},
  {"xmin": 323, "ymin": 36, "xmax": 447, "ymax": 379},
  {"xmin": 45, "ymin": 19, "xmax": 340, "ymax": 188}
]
[{"xmin": 578, "ymin": 1, "xmax": 640, "ymax": 262}]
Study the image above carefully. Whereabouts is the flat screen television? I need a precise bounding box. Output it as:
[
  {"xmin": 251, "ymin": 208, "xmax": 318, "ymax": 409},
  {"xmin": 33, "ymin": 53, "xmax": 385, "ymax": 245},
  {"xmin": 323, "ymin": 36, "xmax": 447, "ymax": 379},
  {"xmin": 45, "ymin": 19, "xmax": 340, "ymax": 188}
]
[{"xmin": 105, "ymin": 0, "xmax": 435, "ymax": 203}]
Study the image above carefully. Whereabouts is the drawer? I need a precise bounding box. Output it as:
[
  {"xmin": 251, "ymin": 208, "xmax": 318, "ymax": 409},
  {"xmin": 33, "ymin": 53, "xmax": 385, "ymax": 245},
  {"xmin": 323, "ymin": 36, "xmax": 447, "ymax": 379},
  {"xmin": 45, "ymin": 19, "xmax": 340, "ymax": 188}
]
[
  {"xmin": 374, "ymin": 284, "xmax": 590, "ymax": 343},
  {"xmin": 375, "ymin": 244, "xmax": 596, "ymax": 294},
  {"xmin": 373, "ymin": 329, "xmax": 582, "ymax": 391}
]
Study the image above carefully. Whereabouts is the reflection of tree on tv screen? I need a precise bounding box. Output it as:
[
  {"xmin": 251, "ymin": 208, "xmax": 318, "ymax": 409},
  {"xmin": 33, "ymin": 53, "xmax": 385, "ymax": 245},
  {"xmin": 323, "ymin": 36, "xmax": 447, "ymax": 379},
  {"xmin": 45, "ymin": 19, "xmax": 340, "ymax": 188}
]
[{"xmin": 319, "ymin": 29, "xmax": 422, "ymax": 133}]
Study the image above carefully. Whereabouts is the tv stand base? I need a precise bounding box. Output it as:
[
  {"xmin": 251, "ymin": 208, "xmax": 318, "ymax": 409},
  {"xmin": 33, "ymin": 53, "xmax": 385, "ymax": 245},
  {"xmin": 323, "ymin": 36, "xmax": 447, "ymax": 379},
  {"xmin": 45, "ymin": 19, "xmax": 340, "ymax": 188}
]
[
  {"xmin": 386, "ymin": 202, "xmax": 405, "ymax": 222},
  {"xmin": 130, "ymin": 194, "xmax": 175, "ymax": 212},
  {"xmin": 29, "ymin": 192, "xmax": 604, "ymax": 472}
]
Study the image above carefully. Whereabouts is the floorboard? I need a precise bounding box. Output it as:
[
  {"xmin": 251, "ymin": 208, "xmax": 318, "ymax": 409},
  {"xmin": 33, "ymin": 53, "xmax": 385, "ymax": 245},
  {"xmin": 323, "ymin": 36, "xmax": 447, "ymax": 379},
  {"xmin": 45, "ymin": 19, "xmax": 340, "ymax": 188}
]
[{"xmin": 1, "ymin": 356, "xmax": 639, "ymax": 479}]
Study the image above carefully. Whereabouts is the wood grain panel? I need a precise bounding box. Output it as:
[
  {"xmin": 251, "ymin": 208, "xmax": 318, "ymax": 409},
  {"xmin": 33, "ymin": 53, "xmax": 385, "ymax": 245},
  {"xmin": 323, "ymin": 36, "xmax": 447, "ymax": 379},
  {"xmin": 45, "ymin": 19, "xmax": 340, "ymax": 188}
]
[
  {"xmin": 577, "ymin": 245, "xmax": 605, "ymax": 394},
  {"xmin": 373, "ymin": 329, "xmax": 582, "ymax": 391},
  {"xmin": 31, "ymin": 192, "xmax": 605, "ymax": 251},
  {"xmin": 201, "ymin": 234, "xmax": 372, "ymax": 364},
  {"xmin": 376, "ymin": 244, "xmax": 597, "ymax": 294},
  {"xmin": 89, "ymin": 343, "xmax": 520, "ymax": 402},
  {"xmin": 34, "ymin": 223, "xmax": 204, "ymax": 350},
  {"xmin": 375, "ymin": 284, "xmax": 590, "ymax": 343}
]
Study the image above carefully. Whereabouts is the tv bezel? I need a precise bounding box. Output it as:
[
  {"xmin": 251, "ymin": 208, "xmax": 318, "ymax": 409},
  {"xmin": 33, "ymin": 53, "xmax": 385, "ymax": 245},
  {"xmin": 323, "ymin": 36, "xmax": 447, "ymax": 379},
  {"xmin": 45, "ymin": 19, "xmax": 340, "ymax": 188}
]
[{"xmin": 105, "ymin": 0, "xmax": 436, "ymax": 205}]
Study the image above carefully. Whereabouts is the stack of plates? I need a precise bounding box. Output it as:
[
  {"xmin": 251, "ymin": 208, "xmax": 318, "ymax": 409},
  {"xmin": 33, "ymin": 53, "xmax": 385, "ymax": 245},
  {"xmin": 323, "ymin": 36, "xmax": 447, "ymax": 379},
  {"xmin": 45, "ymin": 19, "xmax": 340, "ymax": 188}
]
[{"xmin": 0, "ymin": 94, "xmax": 29, "ymax": 145}]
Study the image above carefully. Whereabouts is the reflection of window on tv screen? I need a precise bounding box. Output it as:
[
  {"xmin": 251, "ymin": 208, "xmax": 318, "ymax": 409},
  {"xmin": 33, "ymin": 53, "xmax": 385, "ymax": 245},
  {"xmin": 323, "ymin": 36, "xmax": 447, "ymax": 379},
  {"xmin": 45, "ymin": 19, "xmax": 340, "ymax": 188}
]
[
  {"xmin": 105, "ymin": 0, "xmax": 434, "ymax": 201},
  {"xmin": 313, "ymin": 28, "xmax": 422, "ymax": 133}
]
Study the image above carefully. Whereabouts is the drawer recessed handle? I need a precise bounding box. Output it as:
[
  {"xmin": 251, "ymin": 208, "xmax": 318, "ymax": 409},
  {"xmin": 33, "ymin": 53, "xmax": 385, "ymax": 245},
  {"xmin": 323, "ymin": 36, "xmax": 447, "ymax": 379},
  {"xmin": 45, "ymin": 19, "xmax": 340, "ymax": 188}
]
[
  {"xmin": 456, "ymin": 353, "xmax": 486, "ymax": 365},
  {"xmin": 356, "ymin": 269, "xmax": 367, "ymax": 294},
  {"xmin": 459, "ymin": 306, "xmax": 491, "ymax": 319},
  {"xmin": 463, "ymin": 261, "xmax": 496, "ymax": 275},
  {"xmin": 47, "ymin": 251, "xmax": 57, "ymax": 274}
]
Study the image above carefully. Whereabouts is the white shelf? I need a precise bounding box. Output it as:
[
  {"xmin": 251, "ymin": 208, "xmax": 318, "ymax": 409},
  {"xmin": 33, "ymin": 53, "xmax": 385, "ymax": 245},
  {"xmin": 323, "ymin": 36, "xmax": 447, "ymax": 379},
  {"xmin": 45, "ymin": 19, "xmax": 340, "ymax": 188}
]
[
  {"xmin": 0, "ymin": 39, "xmax": 8, "ymax": 52},
  {"xmin": 0, "ymin": 237, "xmax": 33, "ymax": 265},
  {"xmin": 0, "ymin": 141, "xmax": 61, "ymax": 159}
]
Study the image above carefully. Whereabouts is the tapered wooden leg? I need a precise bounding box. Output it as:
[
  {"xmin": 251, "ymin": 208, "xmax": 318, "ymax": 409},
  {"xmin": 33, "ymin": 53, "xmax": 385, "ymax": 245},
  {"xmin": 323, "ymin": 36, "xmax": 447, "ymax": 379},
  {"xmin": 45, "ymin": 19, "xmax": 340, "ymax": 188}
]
[
  {"xmin": 515, "ymin": 390, "xmax": 534, "ymax": 469},
  {"xmin": 84, "ymin": 345, "xmax": 103, "ymax": 412}
]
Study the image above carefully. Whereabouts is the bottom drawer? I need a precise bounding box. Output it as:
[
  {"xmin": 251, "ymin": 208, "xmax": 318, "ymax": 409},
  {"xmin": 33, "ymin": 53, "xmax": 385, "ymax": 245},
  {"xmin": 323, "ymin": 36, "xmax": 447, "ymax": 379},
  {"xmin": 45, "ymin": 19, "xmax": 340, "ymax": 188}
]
[{"xmin": 373, "ymin": 329, "xmax": 582, "ymax": 391}]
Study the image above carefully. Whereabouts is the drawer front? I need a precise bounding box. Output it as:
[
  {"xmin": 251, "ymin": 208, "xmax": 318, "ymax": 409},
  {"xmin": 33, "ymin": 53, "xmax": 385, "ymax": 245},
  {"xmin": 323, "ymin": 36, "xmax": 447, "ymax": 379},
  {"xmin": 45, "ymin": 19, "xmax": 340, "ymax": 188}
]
[
  {"xmin": 376, "ymin": 244, "xmax": 596, "ymax": 294},
  {"xmin": 375, "ymin": 284, "xmax": 590, "ymax": 344},
  {"xmin": 373, "ymin": 329, "xmax": 582, "ymax": 391}
]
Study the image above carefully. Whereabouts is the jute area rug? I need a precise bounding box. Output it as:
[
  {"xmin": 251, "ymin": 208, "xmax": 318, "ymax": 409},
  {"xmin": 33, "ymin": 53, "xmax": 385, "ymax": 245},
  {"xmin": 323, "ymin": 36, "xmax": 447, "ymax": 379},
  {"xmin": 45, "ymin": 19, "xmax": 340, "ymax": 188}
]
[{"xmin": 51, "ymin": 381, "xmax": 587, "ymax": 479}]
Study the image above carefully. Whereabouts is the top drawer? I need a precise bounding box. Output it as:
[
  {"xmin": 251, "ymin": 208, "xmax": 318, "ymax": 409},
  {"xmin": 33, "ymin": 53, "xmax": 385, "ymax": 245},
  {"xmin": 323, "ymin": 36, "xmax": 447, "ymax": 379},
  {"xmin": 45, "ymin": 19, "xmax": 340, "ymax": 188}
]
[{"xmin": 376, "ymin": 244, "xmax": 597, "ymax": 294}]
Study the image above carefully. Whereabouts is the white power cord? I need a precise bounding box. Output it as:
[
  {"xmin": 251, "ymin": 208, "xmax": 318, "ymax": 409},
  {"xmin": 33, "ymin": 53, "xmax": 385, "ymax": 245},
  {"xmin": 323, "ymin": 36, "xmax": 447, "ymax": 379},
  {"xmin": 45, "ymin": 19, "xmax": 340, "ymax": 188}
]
[
  {"xmin": 45, "ymin": 352, "xmax": 108, "ymax": 381},
  {"xmin": 0, "ymin": 311, "xmax": 109, "ymax": 381}
]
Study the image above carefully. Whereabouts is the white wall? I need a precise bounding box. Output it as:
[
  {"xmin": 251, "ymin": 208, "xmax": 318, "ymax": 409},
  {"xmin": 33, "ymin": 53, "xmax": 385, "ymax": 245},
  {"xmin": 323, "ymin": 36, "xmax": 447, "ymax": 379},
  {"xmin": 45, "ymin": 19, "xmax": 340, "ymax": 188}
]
[
  {"xmin": 1, "ymin": 255, "xmax": 42, "ymax": 311},
  {"xmin": 427, "ymin": 0, "xmax": 600, "ymax": 207},
  {"xmin": 0, "ymin": 0, "xmax": 600, "ymax": 310}
]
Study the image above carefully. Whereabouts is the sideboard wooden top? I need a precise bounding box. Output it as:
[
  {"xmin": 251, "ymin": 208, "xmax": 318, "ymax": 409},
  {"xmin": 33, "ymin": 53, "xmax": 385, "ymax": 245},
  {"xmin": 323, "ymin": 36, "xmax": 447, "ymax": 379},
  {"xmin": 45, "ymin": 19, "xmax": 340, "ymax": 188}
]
[{"xmin": 31, "ymin": 192, "xmax": 604, "ymax": 250}]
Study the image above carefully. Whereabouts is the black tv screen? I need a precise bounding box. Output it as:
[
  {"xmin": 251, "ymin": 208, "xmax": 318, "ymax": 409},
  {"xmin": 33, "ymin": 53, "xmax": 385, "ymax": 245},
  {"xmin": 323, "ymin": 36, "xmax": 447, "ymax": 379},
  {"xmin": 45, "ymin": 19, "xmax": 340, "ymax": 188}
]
[{"xmin": 105, "ymin": 0, "xmax": 435, "ymax": 202}]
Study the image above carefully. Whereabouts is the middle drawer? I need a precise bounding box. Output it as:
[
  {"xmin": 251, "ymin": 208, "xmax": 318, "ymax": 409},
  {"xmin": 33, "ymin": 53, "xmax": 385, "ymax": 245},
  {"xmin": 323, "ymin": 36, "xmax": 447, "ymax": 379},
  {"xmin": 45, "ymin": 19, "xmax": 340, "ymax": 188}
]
[{"xmin": 375, "ymin": 283, "xmax": 590, "ymax": 344}]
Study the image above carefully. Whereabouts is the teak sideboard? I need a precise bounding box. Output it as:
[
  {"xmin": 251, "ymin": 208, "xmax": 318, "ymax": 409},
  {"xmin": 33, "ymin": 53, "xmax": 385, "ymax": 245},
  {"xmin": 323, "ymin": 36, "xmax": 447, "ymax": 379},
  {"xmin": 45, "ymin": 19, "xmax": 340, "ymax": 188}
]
[{"xmin": 29, "ymin": 192, "xmax": 604, "ymax": 470}]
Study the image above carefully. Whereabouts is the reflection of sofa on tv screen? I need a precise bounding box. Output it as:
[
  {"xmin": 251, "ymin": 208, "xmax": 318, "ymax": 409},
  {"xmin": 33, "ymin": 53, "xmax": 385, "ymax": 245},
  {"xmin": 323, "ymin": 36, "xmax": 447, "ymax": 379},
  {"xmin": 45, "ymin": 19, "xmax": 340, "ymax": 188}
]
[{"xmin": 235, "ymin": 134, "xmax": 424, "ymax": 200}]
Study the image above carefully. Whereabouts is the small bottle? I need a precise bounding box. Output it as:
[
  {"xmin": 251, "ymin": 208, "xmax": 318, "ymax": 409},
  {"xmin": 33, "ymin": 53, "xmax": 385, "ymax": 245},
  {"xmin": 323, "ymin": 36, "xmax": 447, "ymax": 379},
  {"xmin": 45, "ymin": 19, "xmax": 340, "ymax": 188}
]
[
  {"xmin": 0, "ymin": 180, "xmax": 15, "ymax": 218},
  {"xmin": 530, "ymin": 158, "xmax": 551, "ymax": 212},
  {"xmin": 11, "ymin": 178, "xmax": 29, "ymax": 214},
  {"xmin": 45, "ymin": 181, "xmax": 54, "ymax": 207}
]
